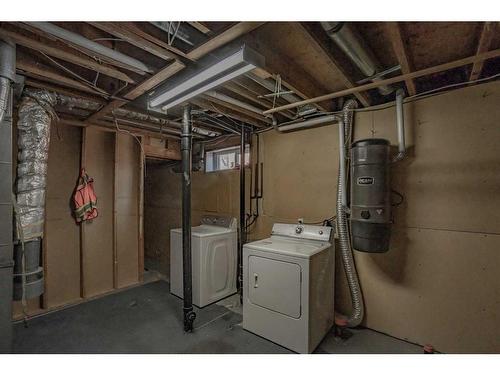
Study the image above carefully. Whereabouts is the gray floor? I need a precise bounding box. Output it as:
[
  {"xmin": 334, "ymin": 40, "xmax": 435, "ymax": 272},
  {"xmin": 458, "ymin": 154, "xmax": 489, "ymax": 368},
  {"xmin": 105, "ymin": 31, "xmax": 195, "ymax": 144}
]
[{"xmin": 13, "ymin": 281, "xmax": 422, "ymax": 354}]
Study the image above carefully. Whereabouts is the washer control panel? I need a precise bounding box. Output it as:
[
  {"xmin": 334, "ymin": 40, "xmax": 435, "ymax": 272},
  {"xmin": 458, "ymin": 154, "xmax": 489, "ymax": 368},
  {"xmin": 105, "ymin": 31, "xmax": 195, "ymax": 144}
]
[{"xmin": 201, "ymin": 215, "xmax": 237, "ymax": 229}]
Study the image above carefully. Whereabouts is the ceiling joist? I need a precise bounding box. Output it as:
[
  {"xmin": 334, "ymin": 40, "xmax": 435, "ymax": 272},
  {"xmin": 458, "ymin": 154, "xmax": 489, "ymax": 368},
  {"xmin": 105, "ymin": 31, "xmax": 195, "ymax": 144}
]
[
  {"xmin": 470, "ymin": 22, "xmax": 496, "ymax": 81},
  {"xmin": 386, "ymin": 22, "xmax": 417, "ymax": 95},
  {"xmin": 85, "ymin": 22, "xmax": 264, "ymax": 124},
  {"xmin": 297, "ymin": 23, "xmax": 371, "ymax": 107},
  {"xmin": 263, "ymin": 47, "xmax": 500, "ymax": 115},
  {"xmin": 0, "ymin": 27, "xmax": 136, "ymax": 84},
  {"xmin": 88, "ymin": 22, "xmax": 178, "ymax": 61}
]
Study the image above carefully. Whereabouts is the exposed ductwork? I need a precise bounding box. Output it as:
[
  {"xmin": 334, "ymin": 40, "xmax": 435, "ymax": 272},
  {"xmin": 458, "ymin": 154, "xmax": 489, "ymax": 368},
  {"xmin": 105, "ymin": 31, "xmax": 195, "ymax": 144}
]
[
  {"xmin": 22, "ymin": 88, "xmax": 220, "ymax": 138},
  {"xmin": 13, "ymin": 89, "xmax": 56, "ymax": 301},
  {"xmin": 272, "ymin": 114, "xmax": 338, "ymax": 133},
  {"xmin": 0, "ymin": 38, "xmax": 16, "ymax": 353},
  {"xmin": 26, "ymin": 22, "xmax": 153, "ymax": 74},
  {"xmin": 336, "ymin": 99, "xmax": 364, "ymax": 327},
  {"xmin": 321, "ymin": 22, "xmax": 394, "ymax": 96},
  {"xmin": 393, "ymin": 88, "xmax": 406, "ymax": 162}
]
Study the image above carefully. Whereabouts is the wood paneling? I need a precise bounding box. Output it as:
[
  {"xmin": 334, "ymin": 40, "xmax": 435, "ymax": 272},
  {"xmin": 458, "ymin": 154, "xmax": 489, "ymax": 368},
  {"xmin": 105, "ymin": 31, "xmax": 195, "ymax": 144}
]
[
  {"xmin": 115, "ymin": 134, "xmax": 140, "ymax": 288},
  {"xmin": 45, "ymin": 125, "xmax": 82, "ymax": 308},
  {"xmin": 81, "ymin": 128, "xmax": 115, "ymax": 298},
  {"xmin": 252, "ymin": 81, "xmax": 500, "ymax": 353}
]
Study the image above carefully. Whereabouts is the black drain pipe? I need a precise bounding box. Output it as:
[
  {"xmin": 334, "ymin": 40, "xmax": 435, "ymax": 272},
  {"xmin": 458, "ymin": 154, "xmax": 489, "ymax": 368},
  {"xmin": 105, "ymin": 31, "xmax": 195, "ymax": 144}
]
[
  {"xmin": 238, "ymin": 125, "xmax": 246, "ymax": 302},
  {"xmin": 181, "ymin": 104, "xmax": 196, "ymax": 332}
]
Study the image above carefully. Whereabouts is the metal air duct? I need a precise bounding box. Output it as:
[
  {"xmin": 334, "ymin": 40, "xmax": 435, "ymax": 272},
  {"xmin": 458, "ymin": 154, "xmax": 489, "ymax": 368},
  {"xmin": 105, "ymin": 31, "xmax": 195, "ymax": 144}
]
[
  {"xmin": 0, "ymin": 38, "xmax": 16, "ymax": 353},
  {"xmin": 321, "ymin": 22, "xmax": 394, "ymax": 96},
  {"xmin": 13, "ymin": 89, "xmax": 56, "ymax": 301},
  {"xmin": 26, "ymin": 22, "xmax": 152, "ymax": 74}
]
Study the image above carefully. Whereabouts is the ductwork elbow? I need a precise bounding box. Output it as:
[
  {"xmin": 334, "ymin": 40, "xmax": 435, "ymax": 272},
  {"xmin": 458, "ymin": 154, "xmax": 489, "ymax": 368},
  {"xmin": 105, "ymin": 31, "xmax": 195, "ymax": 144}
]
[
  {"xmin": 321, "ymin": 22, "xmax": 394, "ymax": 96},
  {"xmin": 0, "ymin": 39, "xmax": 16, "ymax": 123}
]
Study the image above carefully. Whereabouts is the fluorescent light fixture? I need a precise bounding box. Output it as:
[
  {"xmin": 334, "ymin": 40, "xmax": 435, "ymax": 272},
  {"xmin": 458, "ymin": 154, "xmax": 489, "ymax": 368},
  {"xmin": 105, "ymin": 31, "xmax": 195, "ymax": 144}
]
[{"xmin": 149, "ymin": 45, "xmax": 264, "ymax": 111}]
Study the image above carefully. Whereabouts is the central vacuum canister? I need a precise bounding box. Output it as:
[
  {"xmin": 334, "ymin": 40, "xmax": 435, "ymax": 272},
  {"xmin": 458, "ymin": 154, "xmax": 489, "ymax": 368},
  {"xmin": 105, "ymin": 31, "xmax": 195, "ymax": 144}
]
[{"xmin": 350, "ymin": 138, "xmax": 391, "ymax": 253}]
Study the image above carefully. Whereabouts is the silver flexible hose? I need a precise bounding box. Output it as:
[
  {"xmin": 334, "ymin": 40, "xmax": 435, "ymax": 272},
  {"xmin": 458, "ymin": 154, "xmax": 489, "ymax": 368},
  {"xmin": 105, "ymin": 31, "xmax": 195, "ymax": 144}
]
[{"xmin": 336, "ymin": 99, "xmax": 364, "ymax": 327}]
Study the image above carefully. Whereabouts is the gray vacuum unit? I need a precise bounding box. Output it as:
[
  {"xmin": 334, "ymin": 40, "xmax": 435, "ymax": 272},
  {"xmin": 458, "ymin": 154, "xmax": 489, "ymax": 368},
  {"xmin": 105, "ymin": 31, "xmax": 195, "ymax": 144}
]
[{"xmin": 350, "ymin": 138, "xmax": 391, "ymax": 253}]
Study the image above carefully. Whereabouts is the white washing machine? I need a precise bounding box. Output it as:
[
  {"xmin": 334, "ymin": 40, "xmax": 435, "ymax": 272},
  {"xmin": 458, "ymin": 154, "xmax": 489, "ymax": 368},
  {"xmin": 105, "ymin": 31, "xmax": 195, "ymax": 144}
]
[
  {"xmin": 243, "ymin": 223, "xmax": 334, "ymax": 353},
  {"xmin": 170, "ymin": 215, "xmax": 237, "ymax": 307}
]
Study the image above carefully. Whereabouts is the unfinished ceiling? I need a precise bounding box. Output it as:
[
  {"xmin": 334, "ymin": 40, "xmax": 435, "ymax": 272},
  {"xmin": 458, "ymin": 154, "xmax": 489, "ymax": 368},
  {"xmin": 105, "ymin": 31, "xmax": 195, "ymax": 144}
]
[{"xmin": 0, "ymin": 21, "xmax": 498, "ymax": 139}]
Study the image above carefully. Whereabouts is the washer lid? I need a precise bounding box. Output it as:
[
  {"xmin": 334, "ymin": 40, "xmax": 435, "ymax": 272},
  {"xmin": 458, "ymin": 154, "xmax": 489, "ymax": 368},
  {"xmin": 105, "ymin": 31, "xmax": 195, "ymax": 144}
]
[
  {"xmin": 172, "ymin": 224, "xmax": 235, "ymax": 237},
  {"xmin": 244, "ymin": 236, "xmax": 331, "ymax": 258}
]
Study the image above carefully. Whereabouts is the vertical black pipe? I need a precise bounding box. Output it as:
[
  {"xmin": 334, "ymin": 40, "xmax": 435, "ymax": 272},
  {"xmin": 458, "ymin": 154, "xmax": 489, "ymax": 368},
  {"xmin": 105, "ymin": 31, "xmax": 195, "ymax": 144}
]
[
  {"xmin": 181, "ymin": 104, "xmax": 196, "ymax": 332},
  {"xmin": 238, "ymin": 125, "xmax": 246, "ymax": 302}
]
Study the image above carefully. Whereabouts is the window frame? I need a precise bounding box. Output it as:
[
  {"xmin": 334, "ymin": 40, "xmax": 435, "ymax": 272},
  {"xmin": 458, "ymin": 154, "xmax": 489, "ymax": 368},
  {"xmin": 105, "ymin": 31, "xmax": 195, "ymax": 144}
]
[{"xmin": 205, "ymin": 144, "xmax": 250, "ymax": 173}]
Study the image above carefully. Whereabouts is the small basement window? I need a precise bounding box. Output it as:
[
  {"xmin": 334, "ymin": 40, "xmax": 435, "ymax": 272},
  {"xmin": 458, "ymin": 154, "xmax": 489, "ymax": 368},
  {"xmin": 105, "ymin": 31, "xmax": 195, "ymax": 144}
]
[{"xmin": 205, "ymin": 144, "xmax": 250, "ymax": 172}]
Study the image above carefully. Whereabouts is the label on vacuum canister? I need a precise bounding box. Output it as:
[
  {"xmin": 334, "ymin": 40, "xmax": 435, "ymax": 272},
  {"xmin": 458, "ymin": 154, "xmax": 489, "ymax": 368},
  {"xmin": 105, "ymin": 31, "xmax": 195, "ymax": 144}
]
[{"xmin": 357, "ymin": 176, "xmax": 375, "ymax": 185}]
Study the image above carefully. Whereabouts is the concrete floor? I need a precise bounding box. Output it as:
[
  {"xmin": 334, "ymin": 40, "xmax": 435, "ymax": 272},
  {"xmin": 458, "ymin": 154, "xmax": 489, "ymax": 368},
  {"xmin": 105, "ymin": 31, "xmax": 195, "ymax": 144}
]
[{"xmin": 13, "ymin": 281, "xmax": 422, "ymax": 354}]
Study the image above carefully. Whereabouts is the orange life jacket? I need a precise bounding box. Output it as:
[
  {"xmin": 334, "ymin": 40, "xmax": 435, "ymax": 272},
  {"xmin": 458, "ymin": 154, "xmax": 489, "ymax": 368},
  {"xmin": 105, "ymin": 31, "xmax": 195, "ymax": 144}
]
[{"xmin": 73, "ymin": 168, "xmax": 98, "ymax": 223}]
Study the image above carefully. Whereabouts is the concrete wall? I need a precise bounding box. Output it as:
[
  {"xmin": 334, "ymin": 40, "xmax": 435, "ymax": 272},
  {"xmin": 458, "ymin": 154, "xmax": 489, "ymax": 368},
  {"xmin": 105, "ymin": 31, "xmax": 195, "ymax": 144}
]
[{"xmin": 248, "ymin": 81, "xmax": 500, "ymax": 353}]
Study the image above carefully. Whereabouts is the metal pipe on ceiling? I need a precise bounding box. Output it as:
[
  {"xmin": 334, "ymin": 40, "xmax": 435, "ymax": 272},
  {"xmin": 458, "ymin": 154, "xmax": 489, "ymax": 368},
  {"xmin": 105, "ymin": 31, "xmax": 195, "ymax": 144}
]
[
  {"xmin": 392, "ymin": 88, "xmax": 406, "ymax": 162},
  {"xmin": 23, "ymin": 88, "xmax": 220, "ymax": 137},
  {"xmin": 25, "ymin": 22, "xmax": 153, "ymax": 74},
  {"xmin": 321, "ymin": 22, "xmax": 394, "ymax": 96},
  {"xmin": 204, "ymin": 90, "xmax": 264, "ymax": 115},
  {"xmin": 273, "ymin": 114, "xmax": 339, "ymax": 132},
  {"xmin": 0, "ymin": 38, "xmax": 16, "ymax": 354}
]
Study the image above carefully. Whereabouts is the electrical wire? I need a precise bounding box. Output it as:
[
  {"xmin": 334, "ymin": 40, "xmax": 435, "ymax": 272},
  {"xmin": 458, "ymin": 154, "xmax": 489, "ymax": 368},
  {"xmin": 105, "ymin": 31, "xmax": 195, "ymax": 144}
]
[
  {"xmin": 257, "ymin": 72, "xmax": 500, "ymax": 133},
  {"xmin": 391, "ymin": 189, "xmax": 404, "ymax": 207},
  {"xmin": 113, "ymin": 114, "xmax": 146, "ymax": 176},
  {"xmin": 39, "ymin": 52, "xmax": 110, "ymax": 97}
]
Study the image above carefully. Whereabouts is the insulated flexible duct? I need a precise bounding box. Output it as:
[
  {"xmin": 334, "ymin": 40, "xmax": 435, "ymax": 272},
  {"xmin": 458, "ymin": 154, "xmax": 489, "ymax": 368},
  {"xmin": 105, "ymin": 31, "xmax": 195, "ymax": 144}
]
[
  {"xmin": 336, "ymin": 99, "xmax": 364, "ymax": 327},
  {"xmin": 15, "ymin": 90, "xmax": 56, "ymax": 241},
  {"xmin": 23, "ymin": 88, "xmax": 218, "ymax": 138},
  {"xmin": 13, "ymin": 90, "xmax": 56, "ymax": 300}
]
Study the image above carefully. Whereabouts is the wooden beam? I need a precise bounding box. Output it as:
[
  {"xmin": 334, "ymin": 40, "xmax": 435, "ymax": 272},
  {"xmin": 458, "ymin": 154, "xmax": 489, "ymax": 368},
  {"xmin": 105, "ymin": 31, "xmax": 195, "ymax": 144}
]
[
  {"xmin": 188, "ymin": 22, "xmax": 211, "ymax": 35},
  {"xmin": 187, "ymin": 22, "xmax": 265, "ymax": 60},
  {"xmin": 86, "ymin": 60, "xmax": 185, "ymax": 123},
  {"xmin": 25, "ymin": 79, "xmax": 107, "ymax": 104},
  {"xmin": 386, "ymin": 22, "xmax": 417, "ymax": 96},
  {"xmin": 470, "ymin": 22, "xmax": 496, "ymax": 81},
  {"xmin": 191, "ymin": 97, "xmax": 265, "ymax": 128},
  {"xmin": 88, "ymin": 22, "xmax": 177, "ymax": 61},
  {"xmin": 59, "ymin": 117, "xmax": 180, "ymax": 141},
  {"xmin": 297, "ymin": 23, "xmax": 371, "ymax": 107},
  {"xmin": 263, "ymin": 47, "xmax": 500, "ymax": 115},
  {"xmin": 17, "ymin": 57, "xmax": 108, "ymax": 96},
  {"xmin": 201, "ymin": 93, "xmax": 271, "ymax": 124},
  {"xmin": 86, "ymin": 22, "xmax": 262, "ymax": 123},
  {"xmin": 223, "ymin": 82, "xmax": 294, "ymax": 119},
  {"xmin": 243, "ymin": 32, "xmax": 331, "ymax": 111},
  {"xmin": 123, "ymin": 60, "xmax": 185, "ymax": 100},
  {"xmin": 118, "ymin": 22, "xmax": 191, "ymax": 60},
  {"xmin": 0, "ymin": 28, "xmax": 135, "ymax": 84},
  {"xmin": 15, "ymin": 22, "xmax": 148, "ymax": 76}
]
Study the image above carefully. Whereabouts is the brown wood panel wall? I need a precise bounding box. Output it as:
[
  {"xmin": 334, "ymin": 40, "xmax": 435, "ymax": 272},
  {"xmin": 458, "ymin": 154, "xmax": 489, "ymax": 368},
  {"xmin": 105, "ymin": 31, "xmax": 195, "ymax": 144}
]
[
  {"xmin": 114, "ymin": 133, "xmax": 140, "ymax": 288},
  {"xmin": 81, "ymin": 128, "xmax": 115, "ymax": 298},
  {"xmin": 249, "ymin": 81, "xmax": 500, "ymax": 353},
  {"xmin": 44, "ymin": 125, "xmax": 82, "ymax": 308}
]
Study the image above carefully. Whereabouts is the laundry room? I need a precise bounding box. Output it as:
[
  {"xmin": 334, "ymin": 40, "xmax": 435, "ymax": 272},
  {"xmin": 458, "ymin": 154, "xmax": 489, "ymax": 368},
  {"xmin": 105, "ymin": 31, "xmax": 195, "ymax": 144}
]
[{"xmin": 1, "ymin": 4, "xmax": 500, "ymax": 368}]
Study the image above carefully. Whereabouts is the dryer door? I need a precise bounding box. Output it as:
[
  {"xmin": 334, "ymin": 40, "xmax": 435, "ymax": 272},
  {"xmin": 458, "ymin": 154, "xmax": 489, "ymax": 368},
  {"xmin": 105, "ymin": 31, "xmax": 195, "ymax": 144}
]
[{"xmin": 248, "ymin": 255, "xmax": 302, "ymax": 318}]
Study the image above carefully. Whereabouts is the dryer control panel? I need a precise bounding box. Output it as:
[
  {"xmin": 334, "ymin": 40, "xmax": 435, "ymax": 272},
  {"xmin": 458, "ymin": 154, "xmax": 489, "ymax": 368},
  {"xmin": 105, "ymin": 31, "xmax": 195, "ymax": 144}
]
[{"xmin": 271, "ymin": 223, "xmax": 332, "ymax": 242}]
